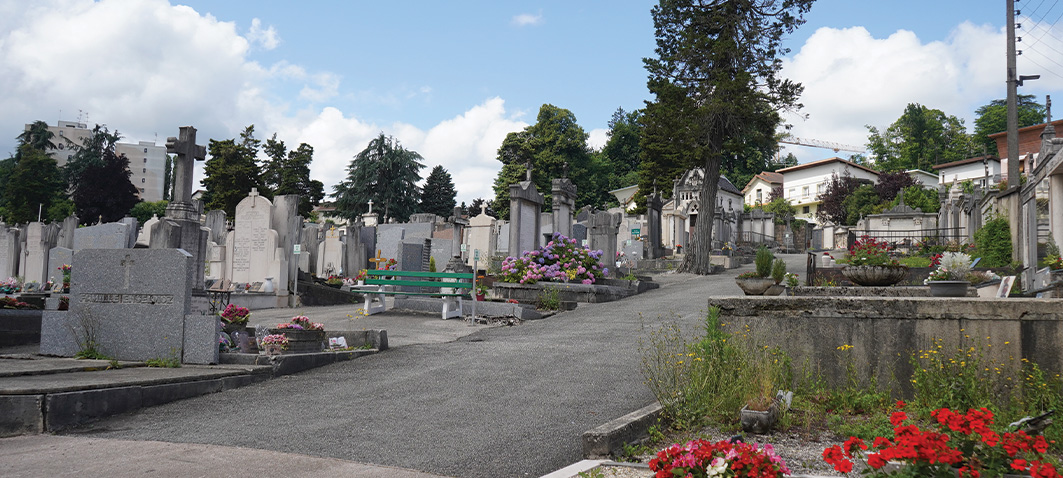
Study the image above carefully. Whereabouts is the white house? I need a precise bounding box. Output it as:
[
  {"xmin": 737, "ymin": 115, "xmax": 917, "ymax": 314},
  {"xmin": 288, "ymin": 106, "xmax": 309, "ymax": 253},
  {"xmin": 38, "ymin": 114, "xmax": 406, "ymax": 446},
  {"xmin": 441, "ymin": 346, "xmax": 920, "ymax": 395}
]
[
  {"xmin": 906, "ymin": 169, "xmax": 939, "ymax": 189},
  {"xmin": 741, "ymin": 171, "xmax": 783, "ymax": 207},
  {"xmin": 608, "ymin": 185, "xmax": 639, "ymax": 212},
  {"xmin": 776, "ymin": 157, "xmax": 880, "ymax": 224},
  {"xmin": 931, "ymin": 155, "xmax": 1001, "ymax": 190}
]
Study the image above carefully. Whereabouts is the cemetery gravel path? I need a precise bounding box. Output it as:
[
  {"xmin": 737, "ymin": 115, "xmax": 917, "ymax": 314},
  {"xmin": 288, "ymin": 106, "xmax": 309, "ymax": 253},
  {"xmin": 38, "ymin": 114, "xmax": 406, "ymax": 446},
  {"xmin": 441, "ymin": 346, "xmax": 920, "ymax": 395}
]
[{"xmin": 61, "ymin": 255, "xmax": 807, "ymax": 478}]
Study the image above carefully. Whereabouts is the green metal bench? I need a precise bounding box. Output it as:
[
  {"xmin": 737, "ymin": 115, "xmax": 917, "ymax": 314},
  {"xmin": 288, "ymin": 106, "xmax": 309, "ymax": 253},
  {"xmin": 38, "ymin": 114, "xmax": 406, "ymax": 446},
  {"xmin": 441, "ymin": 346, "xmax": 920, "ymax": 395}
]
[{"xmin": 360, "ymin": 269, "xmax": 474, "ymax": 319}]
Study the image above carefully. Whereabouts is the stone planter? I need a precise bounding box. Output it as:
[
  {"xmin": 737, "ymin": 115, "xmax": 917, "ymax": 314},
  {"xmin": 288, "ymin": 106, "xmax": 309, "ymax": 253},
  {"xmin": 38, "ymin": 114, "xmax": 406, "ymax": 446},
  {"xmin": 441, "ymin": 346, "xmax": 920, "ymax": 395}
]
[
  {"xmin": 763, "ymin": 284, "xmax": 785, "ymax": 296},
  {"xmin": 841, "ymin": 265, "xmax": 908, "ymax": 286},
  {"xmin": 740, "ymin": 401, "xmax": 779, "ymax": 434},
  {"xmin": 222, "ymin": 321, "xmax": 247, "ymax": 335},
  {"xmin": 270, "ymin": 329, "xmax": 326, "ymax": 354},
  {"xmin": 735, "ymin": 277, "xmax": 775, "ymax": 295},
  {"xmin": 928, "ymin": 280, "xmax": 970, "ymax": 297}
]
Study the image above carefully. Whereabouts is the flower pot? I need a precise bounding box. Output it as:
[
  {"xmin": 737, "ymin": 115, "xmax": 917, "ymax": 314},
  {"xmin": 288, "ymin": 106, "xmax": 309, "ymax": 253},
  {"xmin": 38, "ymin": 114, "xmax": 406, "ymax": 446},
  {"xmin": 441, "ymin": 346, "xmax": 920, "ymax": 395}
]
[
  {"xmin": 820, "ymin": 255, "xmax": 832, "ymax": 268},
  {"xmin": 841, "ymin": 265, "xmax": 909, "ymax": 286},
  {"xmin": 740, "ymin": 401, "xmax": 780, "ymax": 434},
  {"xmin": 270, "ymin": 329, "xmax": 326, "ymax": 353},
  {"xmin": 222, "ymin": 321, "xmax": 246, "ymax": 335},
  {"xmin": 476, "ymin": 293, "xmax": 485, "ymax": 301},
  {"xmin": 927, "ymin": 280, "xmax": 970, "ymax": 297},
  {"xmin": 735, "ymin": 277, "xmax": 775, "ymax": 295}
]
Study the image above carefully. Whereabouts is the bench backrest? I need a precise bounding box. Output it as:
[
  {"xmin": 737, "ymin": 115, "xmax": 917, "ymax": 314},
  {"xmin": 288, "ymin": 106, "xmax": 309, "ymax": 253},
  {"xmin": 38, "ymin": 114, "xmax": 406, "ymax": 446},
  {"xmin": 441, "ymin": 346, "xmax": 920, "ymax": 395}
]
[{"xmin": 364, "ymin": 269, "xmax": 474, "ymax": 290}]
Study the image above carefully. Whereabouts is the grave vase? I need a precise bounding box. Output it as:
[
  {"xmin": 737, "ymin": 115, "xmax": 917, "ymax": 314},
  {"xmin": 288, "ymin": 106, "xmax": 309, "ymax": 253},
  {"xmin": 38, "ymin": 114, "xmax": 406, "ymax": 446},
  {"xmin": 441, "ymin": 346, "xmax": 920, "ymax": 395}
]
[
  {"xmin": 263, "ymin": 277, "xmax": 274, "ymax": 293},
  {"xmin": 927, "ymin": 280, "xmax": 970, "ymax": 297}
]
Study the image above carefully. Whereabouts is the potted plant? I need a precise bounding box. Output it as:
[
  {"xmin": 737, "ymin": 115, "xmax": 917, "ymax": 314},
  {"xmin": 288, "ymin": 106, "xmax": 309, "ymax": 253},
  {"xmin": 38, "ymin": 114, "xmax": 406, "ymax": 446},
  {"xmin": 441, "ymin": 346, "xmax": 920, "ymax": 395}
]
[
  {"xmin": 354, "ymin": 269, "xmax": 368, "ymax": 286},
  {"xmin": 474, "ymin": 278, "xmax": 488, "ymax": 301},
  {"xmin": 735, "ymin": 246, "xmax": 776, "ymax": 295},
  {"xmin": 783, "ymin": 272, "xmax": 800, "ymax": 295},
  {"xmin": 58, "ymin": 264, "xmax": 71, "ymax": 292},
  {"xmin": 764, "ymin": 258, "xmax": 787, "ymax": 296},
  {"xmin": 325, "ymin": 275, "xmax": 344, "ymax": 288},
  {"xmin": 925, "ymin": 251, "xmax": 973, "ymax": 297},
  {"xmin": 840, "ymin": 236, "xmax": 908, "ymax": 286},
  {"xmin": 271, "ymin": 315, "xmax": 326, "ymax": 353},
  {"xmin": 260, "ymin": 334, "xmax": 288, "ymax": 356},
  {"xmin": 219, "ymin": 303, "xmax": 250, "ymax": 334},
  {"xmin": 650, "ymin": 438, "xmax": 790, "ymax": 478},
  {"xmin": 823, "ymin": 403, "xmax": 1061, "ymax": 478}
]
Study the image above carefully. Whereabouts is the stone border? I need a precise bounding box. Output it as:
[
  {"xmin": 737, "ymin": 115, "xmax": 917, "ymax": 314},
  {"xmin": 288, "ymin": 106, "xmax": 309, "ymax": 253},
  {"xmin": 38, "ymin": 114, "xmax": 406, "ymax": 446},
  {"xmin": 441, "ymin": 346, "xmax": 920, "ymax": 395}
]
[{"xmin": 581, "ymin": 402, "xmax": 663, "ymax": 459}]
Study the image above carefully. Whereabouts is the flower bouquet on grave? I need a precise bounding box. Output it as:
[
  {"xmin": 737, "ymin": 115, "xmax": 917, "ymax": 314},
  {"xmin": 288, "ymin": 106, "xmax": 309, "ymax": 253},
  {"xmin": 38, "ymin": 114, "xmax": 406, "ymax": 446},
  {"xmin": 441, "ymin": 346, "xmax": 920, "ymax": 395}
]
[
  {"xmin": 0, "ymin": 277, "xmax": 19, "ymax": 294},
  {"xmin": 58, "ymin": 264, "xmax": 71, "ymax": 291},
  {"xmin": 650, "ymin": 438, "xmax": 790, "ymax": 478},
  {"xmin": 277, "ymin": 315, "xmax": 324, "ymax": 331},
  {"xmin": 1042, "ymin": 254, "xmax": 1063, "ymax": 272},
  {"xmin": 260, "ymin": 334, "xmax": 288, "ymax": 355},
  {"xmin": 219, "ymin": 303, "xmax": 250, "ymax": 333}
]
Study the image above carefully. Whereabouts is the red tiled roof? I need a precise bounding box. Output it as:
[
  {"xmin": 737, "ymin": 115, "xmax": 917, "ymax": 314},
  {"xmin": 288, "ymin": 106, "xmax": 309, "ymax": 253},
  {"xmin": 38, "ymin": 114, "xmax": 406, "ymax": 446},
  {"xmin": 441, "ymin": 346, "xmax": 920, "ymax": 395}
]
[
  {"xmin": 775, "ymin": 157, "xmax": 879, "ymax": 176},
  {"xmin": 932, "ymin": 155, "xmax": 999, "ymax": 170}
]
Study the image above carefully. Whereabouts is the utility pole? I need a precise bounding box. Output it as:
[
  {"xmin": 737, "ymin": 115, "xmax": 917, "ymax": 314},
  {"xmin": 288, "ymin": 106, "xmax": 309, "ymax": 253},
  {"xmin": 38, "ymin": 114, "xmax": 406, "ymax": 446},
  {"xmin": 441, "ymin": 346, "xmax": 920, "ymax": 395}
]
[{"xmin": 1005, "ymin": 0, "xmax": 1024, "ymax": 263}]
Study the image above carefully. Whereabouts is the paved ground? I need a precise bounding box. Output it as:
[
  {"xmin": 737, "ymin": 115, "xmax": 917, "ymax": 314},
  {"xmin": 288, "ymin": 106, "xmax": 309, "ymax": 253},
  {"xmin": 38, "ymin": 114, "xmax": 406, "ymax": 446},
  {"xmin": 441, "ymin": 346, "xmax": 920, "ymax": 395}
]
[{"xmin": 14, "ymin": 254, "xmax": 807, "ymax": 478}]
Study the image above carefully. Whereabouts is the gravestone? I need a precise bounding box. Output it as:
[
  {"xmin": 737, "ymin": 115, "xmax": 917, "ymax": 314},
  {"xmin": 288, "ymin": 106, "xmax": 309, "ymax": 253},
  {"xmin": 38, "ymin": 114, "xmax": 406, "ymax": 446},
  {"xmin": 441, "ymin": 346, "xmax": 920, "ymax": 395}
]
[
  {"xmin": 571, "ymin": 223, "xmax": 588, "ymax": 245},
  {"xmin": 430, "ymin": 238, "xmax": 452, "ymax": 270},
  {"xmin": 40, "ymin": 249, "xmax": 217, "ymax": 364},
  {"xmin": 552, "ymin": 178, "xmax": 577, "ymax": 238},
  {"xmin": 465, "ymin": 206, "xmax": 496, "ymax": 268},
  {"xmin": 399, "ymin": 242, "xmax": 424, "ymax": 272},
  {"xmin": 152, "ymin": 126, "xmax": 210, "ymax": 290},
  {"xmin": 270, "ymin": 194, "xmax": 300, "ymax": 299},
  {"xmin": 227, "ymin": 189, "xmax": 286, "ymax": 290},
  {"xmin": 20, "ymin": 222, "xmax": 60, "ymax": 285},
  {"xmin": 204, "ymin": 210, "xmax": 228, "ymax": 245},
  {"xmin": 647, "ymin": 194, "xmax": 663, "ymax": 259},
  {"xmin": 376, "ymin": 225, "xmax": 406, "ymax": 264},
  {"xmin": 495, "ymin": 222, "xmax": 510, "ymax": 256},
  {"xmin": 118, "ymin": 217, "xmax": 138, "ymax": 248},
  {"xmin": 301, "ymin": 223, "xmax": 322, "ymax": 275},
  {"xmin": 47, "ymin": 247, "xmax": 72, "ymax": 286},
  {"xmin": 136, "ymin": 214, "xmax": 161, "ymax": 247},
  {"xmin": 316, "ymin": 227, "xmax": 345, "ymax": 278},
  {"xmin": 0, "ymin": 225, "xmax": 20, "ymax": 279},
  {"xmin": 575, "ymin": 206, "xmax": 594, "ymax": 223},
  {"xmin": 623, "ymin": 239, "xmax": 644, "ymax": 263},
  {"xmin": 589, "ymin": 211, "xmax": 622, "ymax": 277},
  {"xmin": 509, "ymin": 180, "xmax": 544, "ymax": 255},
  {"xmin": 73, "ymin": 222, "xmax": 135, "ymax": 251},
  {"xmin": 409, "ymin": 213, "xmax": 441, "ymax": 224},
  {"xmin": 344, "ymin": 224, "xmax": 367, "ymax": 277},
  {"xmin": 56, "ymin": 215, "xmax": 78, "ymax": 250}
]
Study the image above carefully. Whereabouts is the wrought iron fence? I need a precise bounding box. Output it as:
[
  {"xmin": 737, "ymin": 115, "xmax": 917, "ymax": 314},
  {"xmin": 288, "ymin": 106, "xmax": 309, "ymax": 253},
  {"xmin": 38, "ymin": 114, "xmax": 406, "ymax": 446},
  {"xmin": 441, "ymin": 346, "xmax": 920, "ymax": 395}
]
[
  {"xmin": 737, "ymin": 230, "xmax": 777, "ymax": 248},
  {"xmin": 847, "ymin": 228, "xmax": 968, "ymax": 254}
]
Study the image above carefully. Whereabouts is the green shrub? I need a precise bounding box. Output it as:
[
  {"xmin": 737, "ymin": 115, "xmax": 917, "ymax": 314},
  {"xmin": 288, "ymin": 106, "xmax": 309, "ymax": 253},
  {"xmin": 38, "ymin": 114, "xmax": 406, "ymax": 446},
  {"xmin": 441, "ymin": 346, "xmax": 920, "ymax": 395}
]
[
  {"xmin": 770, "ymin": 258, "xmax": 786, "ymax": 283},
  {"xmin": 974, "ymin": 216, "xmax": 1012, "ymax": 267},
  {"xmin": 754, "ymin": 246, "xmax": 773, "ymax": 278}
]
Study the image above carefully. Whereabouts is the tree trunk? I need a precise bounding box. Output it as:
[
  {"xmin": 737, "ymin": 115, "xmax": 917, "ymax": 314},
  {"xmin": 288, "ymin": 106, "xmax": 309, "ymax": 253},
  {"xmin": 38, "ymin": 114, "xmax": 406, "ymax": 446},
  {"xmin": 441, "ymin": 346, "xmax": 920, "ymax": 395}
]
[{"xmin": 678, "ymin": 157, "xmax": 721, "ymax": 275}]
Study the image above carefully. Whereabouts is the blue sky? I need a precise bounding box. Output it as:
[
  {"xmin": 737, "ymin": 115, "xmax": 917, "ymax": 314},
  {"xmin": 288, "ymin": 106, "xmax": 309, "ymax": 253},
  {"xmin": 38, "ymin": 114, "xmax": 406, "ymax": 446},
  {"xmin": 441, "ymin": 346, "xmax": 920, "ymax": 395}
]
[{"xmin": 1, "ymin": 0, "xmax": 1057, "ymax": 204}]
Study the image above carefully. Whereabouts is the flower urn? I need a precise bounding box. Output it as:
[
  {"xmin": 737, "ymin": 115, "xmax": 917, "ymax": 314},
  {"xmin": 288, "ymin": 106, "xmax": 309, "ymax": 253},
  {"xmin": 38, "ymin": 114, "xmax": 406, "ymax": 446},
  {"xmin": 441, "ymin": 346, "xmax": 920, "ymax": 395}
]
[
  {"xmin": 735, "ymin": 277, "xmax": 775, "ymax": 295},
  {"xmin": 927, "ymin": 280, "xmax": 970, "ymax": 297},
  {"xmin": 740, "ymin": 401, "xmax": 780, "ymax": 434},
  {"xmin": 841, "ymin": 265, "xmax": 908, "ymax": 287}
]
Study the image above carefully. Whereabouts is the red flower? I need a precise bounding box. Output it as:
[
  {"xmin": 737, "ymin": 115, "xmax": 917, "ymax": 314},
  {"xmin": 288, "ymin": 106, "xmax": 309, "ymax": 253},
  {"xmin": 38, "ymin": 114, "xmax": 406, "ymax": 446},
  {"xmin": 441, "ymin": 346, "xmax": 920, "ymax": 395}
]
[
  {"xmin": 1013, "ymin": 459, "xmax": 1030, "ymax": 471},
  {"xmin": 890, "ymin": 411, "xmax": 908, "ymax": 426}
]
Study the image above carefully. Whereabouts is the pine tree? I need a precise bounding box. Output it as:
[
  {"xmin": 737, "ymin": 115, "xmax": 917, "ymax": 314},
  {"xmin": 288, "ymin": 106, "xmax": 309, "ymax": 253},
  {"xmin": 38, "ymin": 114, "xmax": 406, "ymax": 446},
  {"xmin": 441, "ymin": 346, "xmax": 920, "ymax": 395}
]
[
  {"xmin": 332, "ymin": 133, "xmax": 425, "ymax": 222},
  {"xmin": 419, "ymin": 165, "xmax": 457, "ymax": 217},
  {"xmin": 263, "ymin": 134, "xmax": 325, "ymax": 217},
  {"xmin": 71, "ymin": 147, "xmax": 140, "ymax": 225}
]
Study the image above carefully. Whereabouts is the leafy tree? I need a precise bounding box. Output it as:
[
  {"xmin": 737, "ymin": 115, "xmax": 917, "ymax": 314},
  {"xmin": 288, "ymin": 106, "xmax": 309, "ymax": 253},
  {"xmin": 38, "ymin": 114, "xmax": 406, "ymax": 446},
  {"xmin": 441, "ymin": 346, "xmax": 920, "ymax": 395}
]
[
  {"xmin": 972, "ymin": 95, "xmax": 1045, "ymax": 153},
  {"xmin": 874, "ymin": 170, "xmax": 918, "ymax": 203},
  {"xmin": 866, "ymin": 103, "xmax": 972, "ymax": 172},
  {"xmin": 601, "ymin": 107, "xmax": 643, "ymax": 190},
  {"xmin": 816, "ymin": 170, "xmax": 873, "ymax": 225},
  {"xmin": 262, "ymin": 134, "xmax": 326, "ymax": 217},
  {"xmin": 490, "ymin": 104, "xmax": 607, "ymax": 218},
  {"xmin": 201, "ymin": 125, "xmax": 265, "ymax": 217},
  {"xmin": 71, "ymin": 146, "xmax": 140, "ymax": 225},
  {"xmin": 128, "ymin": 200, "xmax": 168, "ymax": 225},
  {"xmin": 63, "ymin": 124, "xmax": 121, "ymax": 186},
  {"xmin": 841, "ymin": 184, "xmax": 881, "ymax": 226},
  {"xmin": 771, "ymin": 152, "xmax": 799, "ymax": 171},
  {"xmin": 3, "ymin": 145, "xmax": 67, "ymax": 223},
  {"xmin": 895, "ymin": 185, "xmax": 939, "ymax": 214},
  {"xmin": 642, "ymin": 0, "xmax": 812, "ymax": 274},
  {"xmin": 974, "ymin": 216, "xmax": 1012, "ymax": 267},
  {"xmin": 760, "ymin": 197, "xmax": 796, "ymax": 224},
  {"xmin": 419, "ymin": 165, "xmax": 457, "ymax": 217},
  {"xmin": 332, "ymin": 133, "xmax": 425, "ymax": 222},
  {"xmin": 17, "ymin": 120, "xmax": 56, "ymax": 152}
]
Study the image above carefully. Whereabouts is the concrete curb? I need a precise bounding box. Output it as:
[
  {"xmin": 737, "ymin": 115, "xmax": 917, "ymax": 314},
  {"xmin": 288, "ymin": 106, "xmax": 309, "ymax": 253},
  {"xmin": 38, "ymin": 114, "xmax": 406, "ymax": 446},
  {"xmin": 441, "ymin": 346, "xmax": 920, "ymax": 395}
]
[
  {"xmin": 581, "ymin": 402, "xmax": 663, "ymax": 459},
  {"xmin": 1, "ymin": 349, "xmax": 380, "ymax": 437}
]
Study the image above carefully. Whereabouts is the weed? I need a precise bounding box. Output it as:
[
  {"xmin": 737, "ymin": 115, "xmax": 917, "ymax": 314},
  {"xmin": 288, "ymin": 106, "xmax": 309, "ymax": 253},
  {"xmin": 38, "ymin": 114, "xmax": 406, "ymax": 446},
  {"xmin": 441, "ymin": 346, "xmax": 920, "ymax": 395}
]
[
  {"xmin": 576, "ymin": 468, "xmax": 605, "ymax": 478},
  {"xmin": 537, "ymin": 286, "xmax": 561, "ymax": 310}
]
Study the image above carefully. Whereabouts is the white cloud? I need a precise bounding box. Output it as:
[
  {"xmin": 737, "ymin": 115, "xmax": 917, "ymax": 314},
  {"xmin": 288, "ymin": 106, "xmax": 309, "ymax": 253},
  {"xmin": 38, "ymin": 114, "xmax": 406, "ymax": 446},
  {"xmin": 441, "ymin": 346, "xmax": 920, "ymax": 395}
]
[
  {"xmin": 779, "ymin": 22, "xmax": 1018, "ymax": 163},
  {"xmin": 512, "ymin": 12, "xmax": 543, "ymax": 27},
  {"xmin": 247, "ymin": 18, "xmax": 279, "ymax": 50},
  {"xmin": 587, "ymin": 128, "xmax": 608, "ymax": 151},
  {"xmin": 298, "ymin": 72, "xmax": 340, "ymax": 103}
]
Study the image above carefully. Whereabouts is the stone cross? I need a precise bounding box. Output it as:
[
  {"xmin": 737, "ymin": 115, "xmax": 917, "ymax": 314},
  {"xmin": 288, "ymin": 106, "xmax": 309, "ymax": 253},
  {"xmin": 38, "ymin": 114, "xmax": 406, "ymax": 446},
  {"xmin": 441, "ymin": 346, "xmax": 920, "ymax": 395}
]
[
  {"xmin": 120, "ymin": 254, "xmax": 135, "ymax": 289},
  {"xmin": 368, "ymin": 199, "xmax": 373, "ymax": 213},
  {"xmin": 165, "ymin": 126, "xmax": 207, "ymax": 205},
  {"xmin": 524, "ymin": 158, "xmax": 534, "ymax": 182},
  {"xmin": 562, "ymin": 162, "xmax": 569, "ymax": 179}
]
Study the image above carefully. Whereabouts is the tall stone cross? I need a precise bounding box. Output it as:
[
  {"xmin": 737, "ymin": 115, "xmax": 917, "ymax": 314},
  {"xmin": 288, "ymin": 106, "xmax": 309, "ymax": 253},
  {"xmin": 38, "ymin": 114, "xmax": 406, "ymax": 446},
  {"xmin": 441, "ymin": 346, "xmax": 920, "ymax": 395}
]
[
  {"xmin": 367, "ymin": 199, "xmax": 374, "ymax": 214},
  {"xmin": 165, "ymin": 126, "xmax": 207, "ymax": 205},
  {"xmin": 562, "ymin": 161, "xmax": 569, "ymax": 179},
  {"xmin": 524, "ymin": 157, "xmax": 534, "ymax": 182}
]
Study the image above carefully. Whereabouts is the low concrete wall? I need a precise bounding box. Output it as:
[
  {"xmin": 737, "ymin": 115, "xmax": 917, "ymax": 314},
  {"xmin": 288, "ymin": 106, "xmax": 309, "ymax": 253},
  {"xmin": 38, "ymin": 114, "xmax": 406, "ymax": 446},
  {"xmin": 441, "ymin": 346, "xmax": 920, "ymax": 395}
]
[
  {"xmin": 711, "ymin": 297, "xmax": 1063, "ymax": 397},
  {"xmin": 493, "ymin": 280, "xmax": 653, "ymax": 304},
  {"xmin": 0, "ymin": 310, "xmax": 43, "ymax": 346}
]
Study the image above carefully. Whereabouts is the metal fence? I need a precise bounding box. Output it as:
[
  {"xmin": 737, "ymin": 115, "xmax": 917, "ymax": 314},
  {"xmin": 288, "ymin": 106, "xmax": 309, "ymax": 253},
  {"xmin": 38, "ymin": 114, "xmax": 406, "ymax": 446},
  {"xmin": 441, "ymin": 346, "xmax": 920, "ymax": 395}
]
[
  {"xmin": 847, "ymin": 228, "xmax": 968, "ymax": 253},
  {"xmin": 737, "ymin": 230, "xmax": 777, "ymax": 249}
]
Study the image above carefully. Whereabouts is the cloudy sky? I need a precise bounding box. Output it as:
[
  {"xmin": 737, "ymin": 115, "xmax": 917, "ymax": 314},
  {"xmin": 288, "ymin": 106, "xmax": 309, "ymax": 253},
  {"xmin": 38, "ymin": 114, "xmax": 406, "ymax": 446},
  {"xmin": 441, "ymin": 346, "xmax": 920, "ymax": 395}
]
[{"xmin": 1, "ymin": 0, "xmax": 1058, "ymax": 204}]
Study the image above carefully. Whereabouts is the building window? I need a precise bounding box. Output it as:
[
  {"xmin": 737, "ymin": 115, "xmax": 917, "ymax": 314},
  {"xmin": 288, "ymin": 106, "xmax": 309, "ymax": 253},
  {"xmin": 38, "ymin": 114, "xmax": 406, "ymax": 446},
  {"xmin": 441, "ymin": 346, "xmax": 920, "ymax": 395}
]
[
  {"xmin": 59, "ymin": 130, "xmax": 64, "ymax": 136},
  {"xmin": 143, "ymin": 158, "xmax": 147, "ymax": 163},
  {"xmin": 802, "ymin": 185, "xmax": 809, "ymax": 197},
  {"xmin": 755, "ymin": 189, "xmax": 762, "ymax": 204},
  {"xmin": 67, "ymin": 155, "xmax": 72, "ymax": 160},
  {"xmin": 802, "ymin": 206, "xmax": 810, "ymax": 214},
  {"xmin": 817, "ymin": 182, "xmax": 825, "ymax": 194},
  {"xmin": 143, "ymin": 148, "xmax": 148, "ymax": 153},
  {"xmin": 142, "ymin": 168, "xmax": 146, "ymax": 173},
  {"xmin": 788, "ymin": 188, "xmax": 795, "ymax": 198},
  {"xmin": 141, "ymin": 178, "xmax": 145, "ymax": 183}
]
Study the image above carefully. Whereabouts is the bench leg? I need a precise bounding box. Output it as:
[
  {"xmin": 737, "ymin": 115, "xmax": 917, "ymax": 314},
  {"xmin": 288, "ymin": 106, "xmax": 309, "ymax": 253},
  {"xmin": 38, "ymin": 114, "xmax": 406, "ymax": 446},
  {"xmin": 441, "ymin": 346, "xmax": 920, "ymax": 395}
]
[
  {"xmin": 363, "ymin": 290, "xmax": 388, "ymax": 315},
  {"xmin": 441, "ymin": 296, "xmax": 461, "ymax": 320}
]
